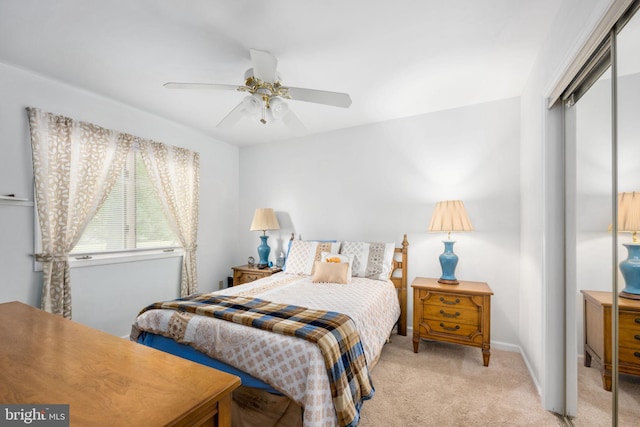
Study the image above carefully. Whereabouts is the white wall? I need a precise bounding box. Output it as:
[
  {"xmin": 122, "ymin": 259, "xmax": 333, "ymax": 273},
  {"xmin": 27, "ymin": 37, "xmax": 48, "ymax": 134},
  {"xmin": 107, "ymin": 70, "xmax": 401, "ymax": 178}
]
[
  {"xmin": 519, "ymin": 0, "xmax": 613, "ymax": 413},
  {"xmin": 238, "ymin": 97, "xmax": 522, "ymax": 348},
  {"xmin": 0, "ymin": 61, "xmax": 239, "ymax": 337}
]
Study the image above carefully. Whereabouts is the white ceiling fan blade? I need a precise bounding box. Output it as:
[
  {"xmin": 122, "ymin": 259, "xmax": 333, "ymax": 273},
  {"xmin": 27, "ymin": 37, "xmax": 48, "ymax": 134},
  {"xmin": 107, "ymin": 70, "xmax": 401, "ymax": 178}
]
[
  {"xmin": 164, "ymin": 82, "xmax": 239, "ymax": 90},
  {"xmin": 216, "ymin": 101, "xmax": 246, "ymax": 129},
  {"xmin": 249, "ymin": 49, "xmax": 278, "ymax": 83},
  {"xmin": 286, "ymin": 87, "xmax": 352, "ymax": 108},
  {"xmin": 282, "ymin": 109, "xmax": 307, "ymax": 135}
]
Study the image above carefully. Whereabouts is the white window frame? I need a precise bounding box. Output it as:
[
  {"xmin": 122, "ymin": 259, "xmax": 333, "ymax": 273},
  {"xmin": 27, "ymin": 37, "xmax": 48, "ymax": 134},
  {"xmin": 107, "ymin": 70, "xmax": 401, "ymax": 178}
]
[
  {"xmin": 33, "ymin": 209, "xmax": 184, "ymax": 271},
  {"xmin": 32, "ymin": 148, "xmax": 184, "ymax": 272}
]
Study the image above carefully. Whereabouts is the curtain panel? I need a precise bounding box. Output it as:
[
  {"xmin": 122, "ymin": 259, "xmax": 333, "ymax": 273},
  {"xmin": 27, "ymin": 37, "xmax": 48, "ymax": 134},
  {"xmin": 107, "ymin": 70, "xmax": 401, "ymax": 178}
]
[
  {"xmin": 27, "ymin": 108, "xmax": 200, "ymax": 317},
  {"xmin": 139, "ymin": 141, "xmax": 200, "ymax": 297},
  {"xmin": 27, "ymin": 108, "xmax": 133, "ymax": 318}
]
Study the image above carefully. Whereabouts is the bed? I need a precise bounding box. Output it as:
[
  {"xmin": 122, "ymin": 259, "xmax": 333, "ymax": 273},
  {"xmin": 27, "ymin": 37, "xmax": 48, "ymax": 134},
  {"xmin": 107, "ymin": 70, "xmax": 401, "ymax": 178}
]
[{"xmin": 131, "ymin": 235, "xmax": 408, "ymax": 427}]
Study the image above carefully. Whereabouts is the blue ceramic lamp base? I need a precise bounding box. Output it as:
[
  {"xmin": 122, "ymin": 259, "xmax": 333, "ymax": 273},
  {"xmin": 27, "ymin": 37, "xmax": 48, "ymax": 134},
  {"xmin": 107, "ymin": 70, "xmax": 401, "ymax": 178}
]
[
  {"xmin": 620, "ymin": 243, "xmax": 640, "ymax": 300},
  {"xmin": 256, "ymin": 235, "xmax": 271, "ymax": 269},
  {"xmin": 438, "ymin": 241, "xmax": 459, "ymax": 285}
]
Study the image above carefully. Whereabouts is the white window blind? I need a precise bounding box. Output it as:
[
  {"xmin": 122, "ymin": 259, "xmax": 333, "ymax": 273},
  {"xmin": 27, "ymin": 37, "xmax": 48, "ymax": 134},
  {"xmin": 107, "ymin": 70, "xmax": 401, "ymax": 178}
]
[{"xmin": 70, "ymin": 150, "xmax": 179, "ymax": 254}]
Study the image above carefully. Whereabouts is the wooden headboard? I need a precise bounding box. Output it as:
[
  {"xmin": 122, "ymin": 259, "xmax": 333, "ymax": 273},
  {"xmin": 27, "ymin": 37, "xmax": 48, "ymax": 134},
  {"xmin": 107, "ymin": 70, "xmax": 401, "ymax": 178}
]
[{"xmin": 390, "ymin": 234, "xmax": 409, "ymax": 336}]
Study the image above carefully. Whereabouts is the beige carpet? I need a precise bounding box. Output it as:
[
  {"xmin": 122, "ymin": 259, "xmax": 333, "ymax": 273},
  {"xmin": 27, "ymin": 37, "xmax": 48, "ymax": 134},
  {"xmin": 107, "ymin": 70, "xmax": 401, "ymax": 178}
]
[
  {"xmin": 572, "ymin": 359, "xmax": 640, "ymax": 426},
  {"xmin": 359, "ymin": 333, "xmax": 562, "ymax": 427}
]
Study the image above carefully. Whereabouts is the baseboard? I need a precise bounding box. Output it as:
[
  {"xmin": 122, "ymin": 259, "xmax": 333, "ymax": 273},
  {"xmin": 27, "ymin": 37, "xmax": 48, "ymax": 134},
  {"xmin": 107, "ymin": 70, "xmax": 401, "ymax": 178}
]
[
  {"xmin": 490, "ymin": 340, "xmax": 520, "ymax": 353},
  {"xmin": 516, "ymin": 343, "xmax": 543, "ymax": 397}
]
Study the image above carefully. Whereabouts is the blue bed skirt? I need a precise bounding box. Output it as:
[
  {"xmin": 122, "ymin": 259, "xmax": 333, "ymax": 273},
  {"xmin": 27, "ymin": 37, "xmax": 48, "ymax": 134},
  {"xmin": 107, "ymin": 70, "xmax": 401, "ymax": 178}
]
[{"xmin": 137, "ymin": 331, "xmax": 281, "ymax": 394}]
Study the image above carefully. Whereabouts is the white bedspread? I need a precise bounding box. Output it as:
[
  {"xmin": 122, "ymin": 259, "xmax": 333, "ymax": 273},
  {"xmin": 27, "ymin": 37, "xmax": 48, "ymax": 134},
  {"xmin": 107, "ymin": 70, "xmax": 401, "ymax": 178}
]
[{"xmin": 133, "ymin": 272, "xmax": 400, "ymax": 427}]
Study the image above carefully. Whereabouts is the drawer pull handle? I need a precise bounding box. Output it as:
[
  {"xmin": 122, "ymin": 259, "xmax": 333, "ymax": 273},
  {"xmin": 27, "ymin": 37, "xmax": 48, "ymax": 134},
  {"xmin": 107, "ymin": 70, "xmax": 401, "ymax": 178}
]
[
  {"xmin": 440, "ymin": 310, "xmax": 460, "ymax": 319},
  {"xmin": 635, "ymin": 335, "xmax": 640, "ymax": 341},
  {"xmin": 635, "ymin": 318, "xmax": 640, "ymax": 324},
  {"xmin": 440, "ymin": 323, "xmax": 460, "ymax": 332},
  {"xmin": 440, "ymin": 297, "xmax": 460, "ymax": 306},
  {"xmin": 635, "ymin": 352, "xmax": 640, "ymax": 359}
]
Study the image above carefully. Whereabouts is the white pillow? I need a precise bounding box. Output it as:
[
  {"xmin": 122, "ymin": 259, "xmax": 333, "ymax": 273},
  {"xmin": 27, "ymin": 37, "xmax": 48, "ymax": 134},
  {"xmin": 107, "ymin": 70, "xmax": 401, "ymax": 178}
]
[
  {"xmin": 284, "ymin": 240, "xmax": 341, "ymax": 275},
  {"xmin": 320, "ymin": 251, "xmax": 354, "ymax": 282},
  {"xmin": 339, "ymin": 241, "xmax": 395, "ymax": 280}
]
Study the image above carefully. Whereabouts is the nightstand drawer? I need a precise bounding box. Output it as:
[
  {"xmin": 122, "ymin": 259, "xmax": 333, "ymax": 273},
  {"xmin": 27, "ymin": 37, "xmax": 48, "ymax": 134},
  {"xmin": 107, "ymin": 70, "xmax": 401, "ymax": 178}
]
[
  {"xmin": 619, "ymin": 329, "xmax": 640, "ymax": 349},
  {"xmin": 421, "ymin": 304, "xmax": 478, "ymax": 326},
  {"xmin": 231, "ymin": 265, "xmax": 282, "ymax": 286},
  {"xmin": 619, "ymin": 346, "xmax": 640, "ymax": 366},
  {"xmin": 421, "ymin": 318, "xmax": 480, "ymax": 338},
  {"xmin": 236, "ymin": 272, "xmax": 261, "ymax": 284},
  {"xmin": 620, "ymin": 310, "xmax": 640, "ymax": 329},
  {"xmin": 421, "ymin": 292, "xmax": 479, "ymax": 311},
  {"xmin": 619, "ymin": 310, "xmax": 640, "ymax": 349}
]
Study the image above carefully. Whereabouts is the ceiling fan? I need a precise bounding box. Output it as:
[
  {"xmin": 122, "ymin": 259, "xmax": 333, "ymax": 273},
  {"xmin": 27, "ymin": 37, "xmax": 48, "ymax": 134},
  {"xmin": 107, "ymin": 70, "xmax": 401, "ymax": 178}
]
[{"xmin": 164, "ymin": 49, "xmax": 352, "ymax": 132}]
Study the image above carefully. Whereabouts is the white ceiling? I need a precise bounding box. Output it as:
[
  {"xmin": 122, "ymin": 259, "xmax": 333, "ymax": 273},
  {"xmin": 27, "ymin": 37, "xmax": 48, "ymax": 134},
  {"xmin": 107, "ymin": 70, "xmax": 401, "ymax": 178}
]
[{"xmin": 0, "ymin": 0, "xmax": 563, "ymax": 146}]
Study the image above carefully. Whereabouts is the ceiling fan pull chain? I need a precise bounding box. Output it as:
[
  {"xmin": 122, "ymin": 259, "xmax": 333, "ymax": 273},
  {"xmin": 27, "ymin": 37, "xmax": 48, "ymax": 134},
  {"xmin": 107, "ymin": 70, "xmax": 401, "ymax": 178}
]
[{"xmin": 260, "ymin": 102, "xmax": 267, "ymax": 124}]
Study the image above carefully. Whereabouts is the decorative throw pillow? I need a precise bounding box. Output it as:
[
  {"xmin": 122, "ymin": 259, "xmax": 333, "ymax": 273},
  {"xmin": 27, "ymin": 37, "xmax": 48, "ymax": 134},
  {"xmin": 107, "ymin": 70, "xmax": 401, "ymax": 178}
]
[
  {"xmin": 311, "ymin": 261, "xmax": 349, "ymax": 284},
  {"xmin": 320, "ymin": 251, "xmax": 354, "ymax": 281},
  {"xmin": 339, "ymin": 241, "xmax": 396, "ymax": 280},
  {"xmin": 284, "ymin": 240, "xmax": 341, "ymax": 275}
]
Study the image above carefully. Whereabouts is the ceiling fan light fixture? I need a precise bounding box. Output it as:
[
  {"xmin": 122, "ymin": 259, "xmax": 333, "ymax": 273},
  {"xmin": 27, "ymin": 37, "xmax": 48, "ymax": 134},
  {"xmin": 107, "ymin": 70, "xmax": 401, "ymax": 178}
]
[
  {"xmin": 269, "ymin": 97, "xmax": 289, "ymax": 120},
  {"xmin": 242, "ymin": 95, "xmax": 262, "ymax": 119}
]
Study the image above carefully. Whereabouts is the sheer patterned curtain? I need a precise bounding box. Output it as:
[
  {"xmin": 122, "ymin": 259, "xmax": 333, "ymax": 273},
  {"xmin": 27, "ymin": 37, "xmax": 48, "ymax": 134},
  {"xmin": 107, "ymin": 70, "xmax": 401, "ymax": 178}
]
[
  {"xmin": 27, "ymin": 108, "xmax": 133, "ymax": 318},
  {"xmin": 138, "ymin": 140, "xmax": 200, "ymax": 296}
]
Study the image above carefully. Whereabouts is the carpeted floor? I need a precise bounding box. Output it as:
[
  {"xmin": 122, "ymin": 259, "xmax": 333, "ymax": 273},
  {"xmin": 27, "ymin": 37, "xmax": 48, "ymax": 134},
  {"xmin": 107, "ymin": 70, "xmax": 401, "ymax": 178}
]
[
  {"xmin": 359, "ymin": 333, "xmax": 562, "ymax": 426},
  {"xmin": 572, "ymin": 359, "xmax": 640, "ymax": 426},
  {"xmin": 359, "ymin": 334, "xmax": 640, "ymax": 426}
]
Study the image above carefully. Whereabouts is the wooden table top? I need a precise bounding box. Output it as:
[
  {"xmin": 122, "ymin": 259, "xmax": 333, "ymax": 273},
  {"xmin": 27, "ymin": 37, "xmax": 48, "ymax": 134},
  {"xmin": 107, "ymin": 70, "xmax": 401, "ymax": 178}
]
[
  {"xmin": 581, "ymin": 290, "xmax": 640, "ymax": 310},
  {"xmin": 0, "ymin": 301, "xmax": 240, "ymax": 426},
  {"xmin": 411, "ymin": 277, "xmax": 493, "ymax": 295}
]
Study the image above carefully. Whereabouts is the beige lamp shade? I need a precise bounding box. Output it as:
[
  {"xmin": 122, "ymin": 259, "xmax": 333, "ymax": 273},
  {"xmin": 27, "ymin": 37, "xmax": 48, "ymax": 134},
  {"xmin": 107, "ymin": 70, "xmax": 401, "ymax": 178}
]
[
  {"xmin": 609, "ymin": 192, "xmax": 640, "ymax": 243},
  {"xmin": 428, "ymin": 200, "xmax": 473, "ymax": 239},
  {"xmin": 250, "ymin": 208, "xmax": 280, "ymax": 234}
]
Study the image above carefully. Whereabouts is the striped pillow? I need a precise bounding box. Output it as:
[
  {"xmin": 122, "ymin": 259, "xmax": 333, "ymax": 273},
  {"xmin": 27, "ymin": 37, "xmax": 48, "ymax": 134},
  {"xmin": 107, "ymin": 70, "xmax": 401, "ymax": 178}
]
[{"xmin": 339, "ymin": 241, "xmax": 395, "ymax": 280}]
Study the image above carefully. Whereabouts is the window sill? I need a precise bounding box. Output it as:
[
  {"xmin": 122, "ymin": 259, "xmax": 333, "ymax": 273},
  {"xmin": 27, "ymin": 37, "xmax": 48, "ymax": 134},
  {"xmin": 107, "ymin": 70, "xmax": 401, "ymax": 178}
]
[
  {"xmin": 33, "ymin": 248, "xmax": 184, "ymax": 271},
  {"xmin": 69, "ymin": 248, "xmax": 184, "ymax": 268},
  {"xmin": 0, "ymin": 198, "xmax": 33, "ymax": 207}
]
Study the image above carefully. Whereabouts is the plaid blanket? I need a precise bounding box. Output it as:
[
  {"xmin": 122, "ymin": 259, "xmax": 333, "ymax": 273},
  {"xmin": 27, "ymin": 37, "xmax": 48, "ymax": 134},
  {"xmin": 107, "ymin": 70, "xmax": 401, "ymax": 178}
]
[{"xmin": 137, "ymin": 294, "xmax": 374, "ymax": 427}]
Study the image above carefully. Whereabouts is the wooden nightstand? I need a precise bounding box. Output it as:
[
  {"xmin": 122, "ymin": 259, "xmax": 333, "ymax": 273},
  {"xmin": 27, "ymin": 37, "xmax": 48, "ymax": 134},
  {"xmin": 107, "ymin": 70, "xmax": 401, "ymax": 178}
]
[
  {"xmin": 582, "ymin": 290, "xmax": 640, "ymax": 391},
  {"xmin": 412, "ymin": 277, "xmax": 493, "ymax": 366},
  {"xmin": 232, "ymin": 264, "xmax": 282, "ymax": 286}
]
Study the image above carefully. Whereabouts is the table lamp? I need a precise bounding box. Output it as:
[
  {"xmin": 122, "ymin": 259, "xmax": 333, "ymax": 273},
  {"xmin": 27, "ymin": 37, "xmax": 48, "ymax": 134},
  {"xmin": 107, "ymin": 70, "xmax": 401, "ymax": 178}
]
[
  {"xmin": 610, "ymin": 192, "xmax": 640, "ymax": 299},
  {"xmin": 250, "ymin": 208, "xmax": 280, "ymax": 268},
  {"xmin": 428, "ymin": 200, "xmax": 474, "ymax": 284}
]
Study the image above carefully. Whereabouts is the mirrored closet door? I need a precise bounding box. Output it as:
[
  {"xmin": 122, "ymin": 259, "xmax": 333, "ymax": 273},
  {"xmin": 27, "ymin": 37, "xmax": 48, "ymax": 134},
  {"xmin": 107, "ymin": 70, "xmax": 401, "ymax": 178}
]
[
  {"xmin": 614, "ymin": 8, "xmax": 640, "ymax": 424},
  {"xmin": 565, "ymin": 61, "xmax": 614, "ymax": 425},
  {"xmin": 563, "ymin": 3, "xmax": 640, "ymax": 425}
]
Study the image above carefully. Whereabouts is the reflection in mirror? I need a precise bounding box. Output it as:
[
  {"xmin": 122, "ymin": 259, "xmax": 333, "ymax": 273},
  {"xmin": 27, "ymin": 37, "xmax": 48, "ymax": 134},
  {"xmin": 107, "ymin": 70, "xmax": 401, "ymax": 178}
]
[
  {"xmin": 614, "ymin": 7, "xmax": 640, "ymax": 422},
  {"xmin": 570, "ymin": 66, "xmax": 614, "ymax": 424},
  {"xmin": 565, "ymin": 5, "xmax": 640, "ymax": 425}
]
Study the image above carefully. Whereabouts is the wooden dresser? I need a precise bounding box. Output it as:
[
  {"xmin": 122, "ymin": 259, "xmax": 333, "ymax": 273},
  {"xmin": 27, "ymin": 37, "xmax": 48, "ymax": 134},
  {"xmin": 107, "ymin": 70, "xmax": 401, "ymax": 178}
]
[
  {"xmin": 582, "ymin": 290, "xmax": 640, "ymax": 391},
  {"xmin": 0, "ymin": 301, "xmax": 240, "ymax": 427},
  {"xmin": 412, "ymin": 277, "xmax": 493, "ymax": 366},
  {"xmin": 232, "ymin": 264, "xmax": 282, "ymax": 286}
]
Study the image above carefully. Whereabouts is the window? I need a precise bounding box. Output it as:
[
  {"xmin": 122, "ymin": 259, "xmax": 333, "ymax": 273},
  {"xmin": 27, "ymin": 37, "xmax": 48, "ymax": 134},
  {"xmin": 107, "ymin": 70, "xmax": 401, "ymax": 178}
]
[{"xmin": 70, "ymin": 149, "xmax": 179, "ymax": 255}]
